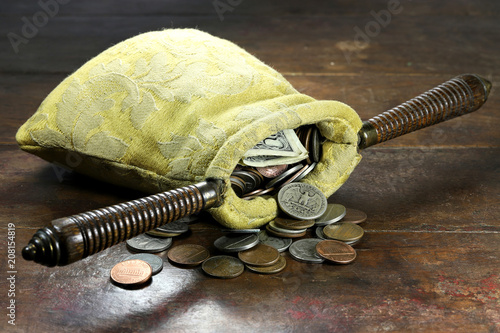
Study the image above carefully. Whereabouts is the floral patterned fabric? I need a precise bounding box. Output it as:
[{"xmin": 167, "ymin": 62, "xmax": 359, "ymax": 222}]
[{"xmin": 16, "ymin": 29, "xmax": 362, "ymax": 229}]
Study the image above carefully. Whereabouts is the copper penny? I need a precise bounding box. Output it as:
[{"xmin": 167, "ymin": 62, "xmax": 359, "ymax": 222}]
[
  {"xmin": 341, "ymin": 208, "xmax": 368, "ymax": 224},
  {"xmin": 246, "ymin": 255, "xmax": 287, "ymax": 274},
  {"xmin": 256, "ymin": 164, "xmax": 288, "ymax": 178},
  {"xmin": 238, "ymin": 243, "xmax": 280, "ymax": 267},
  {"xmin": 202, "ymin": 255, "xmax": 244, "ymax": 279},
  {"xmin": 274, "ymin": 217, "xmax": 315, "ymax": 230},
  {"xmin": 167, "ymin": 244, "xmax": 210, "ymax": 266},
  {"xmin": 110, "ymin": 259, "xmax": 152, "ymax": 285},
  {"xmin": 315, "ymin": 240, "xmax": 357, "ymax": 264},
  {"xmin": 265, "ymin": 224, "xmax": 306, "ymax": 238},
  {"xmin": 322, "ymin": 222, "xmax": 364, "ymax": 243}
]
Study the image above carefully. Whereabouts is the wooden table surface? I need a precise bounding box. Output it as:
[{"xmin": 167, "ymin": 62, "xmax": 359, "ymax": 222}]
[{"xmin": 1, "ymin": 1, "xmax": 499, "ymax": 332}]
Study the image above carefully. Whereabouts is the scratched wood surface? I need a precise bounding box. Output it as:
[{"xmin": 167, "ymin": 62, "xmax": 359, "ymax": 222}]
[{"xmin": 0, "ymin": 1, "xmax": 499, "ymax": 332}]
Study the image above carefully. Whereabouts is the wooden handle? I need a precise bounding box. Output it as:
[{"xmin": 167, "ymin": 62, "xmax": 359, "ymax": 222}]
[
  {"xmin": 22, "ymin": 181, "xmax": 222, "ymax": 266},
  {"xmin": 358, "ymin": 74, "xmax": 492, "ymax": 149}
]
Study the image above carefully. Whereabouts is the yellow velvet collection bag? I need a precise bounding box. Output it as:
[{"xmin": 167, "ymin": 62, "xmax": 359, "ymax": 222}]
[{"xmin": 16, "ymin": 29, "xmax": 362, "ymax": 229}]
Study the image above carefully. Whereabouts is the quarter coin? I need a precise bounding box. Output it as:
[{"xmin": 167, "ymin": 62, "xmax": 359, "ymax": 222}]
[
  {"xmin": 126, "ymin": 234, "xmax": 173, "ymax": 253},
  {"xmin": 288, "ymin": 238, "xmax": 324, "ymax": 263},
  {"xmin": 274, "ymin": 217, "xmax": 315, "ymax": 230},
  {"xmin": 322, "ymin": 222, "xmax": 364, "ymax": 243},
  {"xmin": 214, "ymin": 233, "xmax": 259, "ymax": 253},
  {"xmin": 202, "ymin": 255, "xmax": 245, "ymax": 279},
  {"xmin": 278, "ymin": 183, "xmax": 327, "ymax": 220},
  {"xmin": 246, "ymin": 255, "xmax": 287, "ymax": 274},
  {"xmin": 258, "ymin": 230, "xmax": 292, "ymax": 252},
  {"xmin": 341, "ymin": 208, "xmax": 368, "ymax": 224},
  {"xmin": 315, "ymin": 240, "xmax": 356, "ymax": 264},
  {"xmin": 315, "ymin": 204, "xmax": 346, "ymax": 226},
  {"xmin": 110, "ymin": 259, "xmax": 152, "ymax": 285},
  {"xmin": 167, "ymin": 244, "xmax": 210, "ymax": 266},
  {"xmin": 125, "ymin": 253, "xmax": 164, "ymax": 275},
  {"xmin": 238, "ymin": 243, "xmax": 280, "ymax": 267}
]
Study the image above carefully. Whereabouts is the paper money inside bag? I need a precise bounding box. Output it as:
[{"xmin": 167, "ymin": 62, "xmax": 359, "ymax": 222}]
[{"xmin": 17, "ymin": 29, "xmax": 490, "ymax": 266}]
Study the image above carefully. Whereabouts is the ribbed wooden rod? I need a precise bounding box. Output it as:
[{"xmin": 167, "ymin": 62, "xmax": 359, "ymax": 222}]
[
  {"xmin": 22, "ymin": 181, "xmax": 222, "ymax": 266},
  {"xmin": 358, "ymin": 74, "xmax": 491, "ymax": 149}
]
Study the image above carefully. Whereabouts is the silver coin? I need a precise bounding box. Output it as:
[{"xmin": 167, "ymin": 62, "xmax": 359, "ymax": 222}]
[
  {"xmin": 288, "ymin": 239, "xmax": 324, "ymax": 264},
  {"xmin": 149, "ymin": 221, "xmax": 189, "ymax": 234},
  {"xmin": 232, "ymin": 170, "xmax": 262, "ymax": 193},
  {"xmin": 293, "ymin": 162, "xmax": 317, "ymax": 183},
  {"xmin": 214, "ymin": 233, "xmax": 259, "ymax": 253},
  {"xmin": 315, "ymin": 204, "xmax": 347, "ymax": 226},
  {"xmin": 176, "ymin": 214, "xmax": 200, "ymax": 224},
  {"xmin": 278, "ymin": 183, "xmax": 327, "ymax": 220},
  {"xmin": 315, "ymin": 226, "xmax": 327, "ymax": 240},
  {"xmin": 230, "ymin": 176, "xmax": 246, "ymax": 197},
  {"xmin": 221, "ymin": 228, "xmax": 261, "ymax": 233},
  {"xmin": 311, "ymin": 127, "xmax": 321, "ymax": 163},
  {"xmin": 126, "ymin": 234, "xmax": 173, "ymax": 253},
  {"xmin": 258, "ymin": 230, "xmax": 292, "ymax": 252},
  {"xmin": 268, "ymin": 221, "xmax": 307, "ymax": 234},
  {"xmin": 124, "ymin": 253, "xmax": 164, "ymax": 275},
  {"xmin": 265, "ymin": 164, "xmax": 304, "ymax": 189}
]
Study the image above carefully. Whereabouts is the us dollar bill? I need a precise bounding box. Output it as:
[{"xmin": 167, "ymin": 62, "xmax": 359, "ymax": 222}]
[
  {"xmin": 242, "ymin": 129, "xmax": 308, "ymax": 167},
  {"xmin": 243, "ymin": 129, "xmax": 308, "ymax": 157},
  {"xmin": 242, "ymin": 153, "xmax": 308, "ymax": 167}
]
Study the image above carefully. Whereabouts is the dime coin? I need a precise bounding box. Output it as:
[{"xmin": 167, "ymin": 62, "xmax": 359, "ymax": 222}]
[
  {"xmin": 146, "ymin": 221, "xmax": 189, "ymax": 238},
  {"xmin": 315, "ymin": 226, "xmax": 327, "ymax": 240},
  {"xmin": 125, "ymin": 253, "xmax": 164, "ymax": 275},
  {"xmin": 265, "ymin": 164, "xmax": 304, "ymax": 189},
  {"xmin": 202, "ymin": 255, "xmax": 244, "ymax": 279},
  {"xmin": 310, "ymin": 127, "xmax": 321, "ymax": 163},
  {"xmin": 110, "ymin": 259, "xmax": 152, "ymax": 285},
  {"xmin": 315, "ymin": 204, "xmax": 346, "ymax": 226},
  {"xmin": 214, "ymin": 233, "xmax": 259, "ymax": 253},
  {"xmin": 268, "ymin": 221, "xmax": 307, "ymax": 234},
  {"xmin": 322, "ymin": 222, "xmax": 364, "ymax": 243},
  {"xmin": 293, "ymin": 162, "xmax": 317, "ymax": 183},
  {"xmin": 274, "ymin": 217, "xmax": 315, "ymax": 230},
  {"xmin": 238, "ymin": 243, "xmax": 280, "ymax": 267},
  {"xmin": 258, "ymin": 230, "xmax": 292, "ymax": 252},
  {"xmin": 315, "ymin": 240, "xmax": 356, "ymax": 264},
  {"xmin": 341, "ymin": 208, "xmax": 368, "ymax": 224},
  {"xmin": 278, "ymin": 183, "xmax": 327, "ymax": 220},
  {"xmin": 246, "ymin": 255, "xmax": 287, "ymax": 274},
  {"xmin": 256, "ymin": 164, "xmax": 288, "ymax": 178},
  {"xmin": 126, "ymin": 234, "xmax": 173, "ymax": 253},
  {"xmin": 288, "ymin": 238, "xmax": 324, "ymax": 264},
  {"xmin": 265, "ymin": 224, "xmax": 306, "ymax": 239},
  {"xmin": 167, "ymin": 244, "xmax": 210, "ymax": 266}
]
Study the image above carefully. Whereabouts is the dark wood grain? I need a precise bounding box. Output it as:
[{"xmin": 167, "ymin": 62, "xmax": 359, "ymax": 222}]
[{"xmin": 1, "ymin": 0, "xmax": 499, "ymax": 332}]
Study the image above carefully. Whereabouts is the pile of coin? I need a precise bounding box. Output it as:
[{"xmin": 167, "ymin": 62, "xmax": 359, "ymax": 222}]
[
  {"xmin": 230, "ymin": 125, "xmax": 322, "ymax": 199},
  {"xmin": 110, "ymin": 125, "xmax": 369, "ymax": 285}
]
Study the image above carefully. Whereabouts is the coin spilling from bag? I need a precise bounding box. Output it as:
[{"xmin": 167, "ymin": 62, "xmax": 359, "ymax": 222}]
[{"xmin": 109, "ymin": 182, "xmax": 367, "ymax": 285}]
